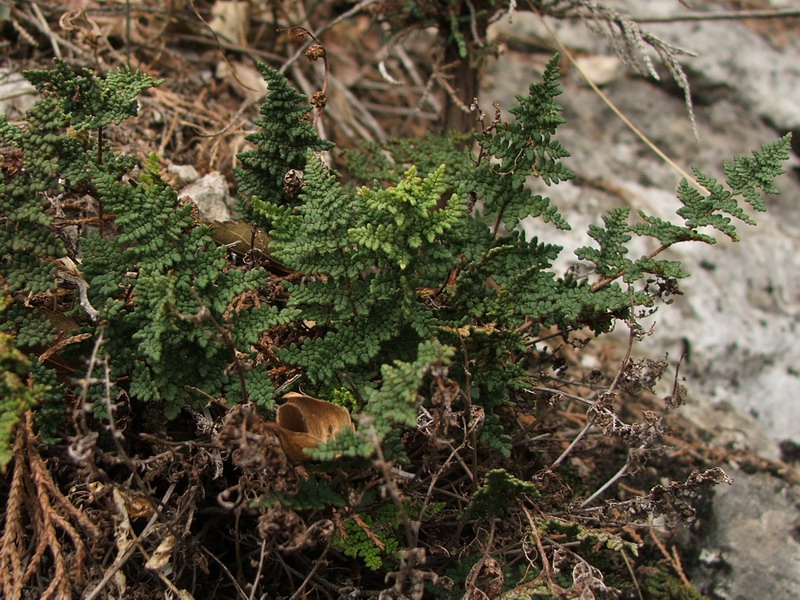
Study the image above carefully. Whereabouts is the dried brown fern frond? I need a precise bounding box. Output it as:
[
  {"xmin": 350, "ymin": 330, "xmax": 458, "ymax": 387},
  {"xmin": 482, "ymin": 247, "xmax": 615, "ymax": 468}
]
[{"xmin": 0, "ymin": 412, "xmax": 100, "ymax": 600}]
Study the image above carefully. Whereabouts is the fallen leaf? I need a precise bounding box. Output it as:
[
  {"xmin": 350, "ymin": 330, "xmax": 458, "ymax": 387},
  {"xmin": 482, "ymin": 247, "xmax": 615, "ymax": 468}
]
[
  {"xmin": 145, "ymin": 534, "xmax": 176, "ymax": 570},
  {"xmin": 278, "ymin": 392, "xmax": 354, "ymax": 441},
  {"xmin": 208, "ymin": 0, "xmax": 249, "ymax": 46},
  {"xmin": 270, "ymin": 392, "xmax": 355, "ymax": 464},
  {"xmin": 127, "ymin": 496, "xmax": 154, "ymax": 520},
  {"xmin": 208, "ymin": 220, "xmax": 272, "ymax": 256}
]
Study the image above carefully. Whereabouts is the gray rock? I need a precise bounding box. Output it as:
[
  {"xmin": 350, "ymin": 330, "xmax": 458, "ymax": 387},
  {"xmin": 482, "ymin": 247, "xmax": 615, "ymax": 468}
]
[
  {"xmin": 691, "ymin": 466, "xmax": 800, "ymax": 600},
  {"xmin": 622, "ymin": 0, "xmax": 800, "ymax": 130},
  {"xmin": 168, "ymin": 163, "xmax": 200, "ymax": 185},
  {"xmin": 178, "ymin": 172, "xmax": 233, "ymax": 222},
  {"xmin": 0, "ymin": 69, "xmax": 37, "ymax": 118}
]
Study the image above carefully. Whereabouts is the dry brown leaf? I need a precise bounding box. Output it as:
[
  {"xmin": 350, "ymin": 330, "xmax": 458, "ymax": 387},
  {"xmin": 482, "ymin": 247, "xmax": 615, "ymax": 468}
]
[
  {"xmin": 216, "ymin": 60, "xmax": 267, "ymax": 100},
  {"xmin": 208, "ymin": 0, "xmax": 250, "ymax": 46},
  {"xmin": 269, "ymin": 393, "xmax": 355, "ymax": 464},
  {"xmin": 207, "ymin": 220, "xmax": 274, "ymax": 257},
  {"xmin": 278, "ymin": 392, "xmax": 354, "ymax": 441},
  {"xmin": 126, "ymin": 496, "xmax": 154, "ymax": 520},
  {"xmin": 145, "ymin": 534, "xmax": 176, "ymax": 571}
]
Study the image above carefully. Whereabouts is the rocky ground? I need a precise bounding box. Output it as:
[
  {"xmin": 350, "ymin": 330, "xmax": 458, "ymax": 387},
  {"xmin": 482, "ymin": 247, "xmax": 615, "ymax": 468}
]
[{"xmin": 483, "ymin": 3, "xmax": 800, "ymax": 597}]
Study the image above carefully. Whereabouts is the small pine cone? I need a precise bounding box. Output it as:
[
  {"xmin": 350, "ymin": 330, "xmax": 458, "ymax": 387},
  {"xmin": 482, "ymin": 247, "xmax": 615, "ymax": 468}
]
[
  {"xmin": 305, "ymin": 44, "xmax": 326, "ymax": 61},
  {"xmin": 283, "ymin": 169, "xmax": 305, "ymax": 197}
]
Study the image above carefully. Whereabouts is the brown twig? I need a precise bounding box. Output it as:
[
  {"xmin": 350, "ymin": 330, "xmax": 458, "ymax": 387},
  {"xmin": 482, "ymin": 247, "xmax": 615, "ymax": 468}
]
[
  {"xmin": 521, "ymin": 504, "xmax": 555, "ymax": 593},
  {"xmin": 0, "ymin": 412, "xmax": 98, "ymax": 600},
  {"xmin": 648, "ymin": 529, "xmax": 693, "ymax": 589},
  {"xmin": 633, "ymin": 7, "xmax": 800, "ymax": 23},
  {"xmin": 463, "ymin": 519, "xmax": 497, "ymax": 600},
  {"xmin": 620, "ymin": 546, "xmax": 644, "ymax": 600}
]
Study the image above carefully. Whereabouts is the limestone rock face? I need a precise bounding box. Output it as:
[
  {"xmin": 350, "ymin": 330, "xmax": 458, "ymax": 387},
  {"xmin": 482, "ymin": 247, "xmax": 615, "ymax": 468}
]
[
  {"xmin": 485, "ymin": 3, "xmax": 800, "ymax": 596},
  {"xmin": 692, "ymin": 466, "xmax": 800, "ymax": 600},
  {"xmin": 486, "ymin": 0, "xmax": 800, "ymax": 446}
]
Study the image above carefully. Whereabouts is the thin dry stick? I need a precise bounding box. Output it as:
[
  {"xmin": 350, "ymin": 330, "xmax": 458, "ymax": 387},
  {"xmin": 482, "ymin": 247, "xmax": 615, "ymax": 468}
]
[
  {"xmin": 579, "ymin": 443, "xmax": 646, "ymax": 507},
  {"xmin": 433, "ymin": 67, "xmax": 474, "ymax": 116},
  {"xmin": 530, "ymin": 3, "xmax": 702, "ymax": 190},
  {"xmin": 549, "ymin": 416, "xmax": 593, "ymax": 470},
  {"xmin": 620, "ymin": 547, "xmax": 644, "ymax": 600},
  {"xmin": 416, "ymin": 436, "xmax": 471, "ymax": 547},
  {"xmin": 396, "ymin": 46, "xmax": 442, "ymax": 112},
  {"xmin": 328, "ymin": 73, "xmax": 388, "ymax": 143},
  {"xmin": 670, "ymin": 545, "xmax": 692, "ymax": 589},
  {"xmin": 458, "ymin": 334, "xmax": 480, "ymax": 486},
  {"xmin": 521, "ymin": 504, "xmax": 555, "ymax": 592},
  {"xmin": 287, "ymin": 543, "xmax": 331, "ymax": 600},
  {"xmin": 200, "ymin": 546, "xmax": 251, "ymax": 600},
  {"xmin": 248, "ymin": 540, "xmax": 268, "ymax": 600},
  {"xmin": 648, "ymin": 528, "xmax": 693, "ymax": 589},
  {"xmin": 463, "ymin": 519, "xmax": 497, "ymax": 600},
  {"xmin": 634, "ymin": 7, "xmax": 800, "ymax": 23},
  {"xmin": 528, "ymin": 386, "xmax": 593, "ymax": 406},
  {"xmin": 23, "ymin": 5, "xmax": 99, "ymax": 59},
  {"xmin": 31, "ymin": 2, "xmax": 62, "ymax": 58}
]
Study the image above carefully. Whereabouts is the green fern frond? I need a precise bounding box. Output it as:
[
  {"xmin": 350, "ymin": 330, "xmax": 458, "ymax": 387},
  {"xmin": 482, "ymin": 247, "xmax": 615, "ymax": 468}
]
[
  {"xmin": 350, "ymin": 164, "xmax": 463, "ymax": 271},
  {"xmin": 24, "ymin": 59, "xmax": 161, "ymax": 131},
  {"xmin": 723, "ymin": 134, "xmax": 791, "ymax": 210},
  {"xmin": 575, "ymin": 208, "xmax": 636, "ymax": 279},
  {"xmin": 468, "ymin": 468, "xmax": 540, "ymax": 517},
  {"xmin": 466, "ymin": 54, "xmax": 573, "ymax": 231},
  {"xmin": 235, "ymin": 64, "xmax": 334, "ymax": 224},
  {"xmin": 675, "ymin": 135, "xmax": 790, "ymax": 241}
]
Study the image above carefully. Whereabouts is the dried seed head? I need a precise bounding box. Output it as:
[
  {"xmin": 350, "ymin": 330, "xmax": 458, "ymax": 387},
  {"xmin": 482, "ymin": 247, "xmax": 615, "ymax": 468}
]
[
  {"xmin": 305, "ymin": 44, "xmax": 326, "ymax": 61},
  {"xmin": 310, "ymin": 91, "xmax": 327, "ymax": 110},
  {"xmin": 283, "ymin": 169, "xmax": 305, "ymax": 198}
]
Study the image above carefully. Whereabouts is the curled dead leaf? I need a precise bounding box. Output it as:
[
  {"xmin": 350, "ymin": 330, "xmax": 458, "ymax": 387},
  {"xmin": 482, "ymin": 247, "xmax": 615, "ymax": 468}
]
[
  {"xmin": 278, "ymin": 392, "xmax": 354, "ymax": 440},
  {"xmin": 145, "ymin": 534, "xmax": 176, "ymax": 571},
  {"xmin": 127, "ymin": 496, "xmax": 154, "ymax": 520},
  {"xmin": 269, "ymin": 392, "xmax": 354, "ymax": 464}
]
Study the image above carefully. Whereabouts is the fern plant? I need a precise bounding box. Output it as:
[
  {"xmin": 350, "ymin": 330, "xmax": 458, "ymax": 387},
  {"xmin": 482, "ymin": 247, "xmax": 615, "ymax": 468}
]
[
  {"xmin": 0, "ymin": 53, "xmax": 791, "ymax": 600},
  {"xmin": 0, "ymin": 60, "xmax": 297, "ymax": 427},
  {"xmin": 234, "ymin": 63, "xmax": 334, "ymax": 226},
  {"xmin": 247, "ymin": 57, "xmax": 790, "ymax": 448},
  {"xmin": 0, "ymin": 54, "xmax": 789, "ymax": 469}
]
